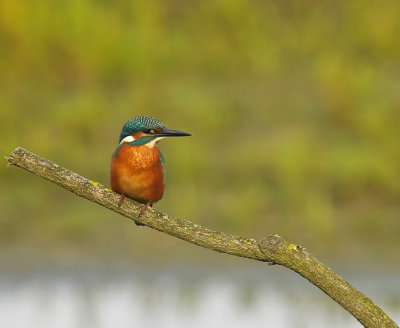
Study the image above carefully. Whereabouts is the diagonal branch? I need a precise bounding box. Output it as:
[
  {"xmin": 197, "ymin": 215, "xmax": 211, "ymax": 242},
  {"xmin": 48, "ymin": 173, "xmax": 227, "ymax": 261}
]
[{"xmin": 7, "ymin": 147, "xmax": 398, "ymax": 328}]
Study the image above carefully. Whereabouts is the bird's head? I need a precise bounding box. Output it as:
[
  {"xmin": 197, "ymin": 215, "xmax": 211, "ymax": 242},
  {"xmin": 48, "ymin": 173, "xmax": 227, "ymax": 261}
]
[{"xmin": 119, "ymin": 116, "xmax": 191, "ymax": 147}]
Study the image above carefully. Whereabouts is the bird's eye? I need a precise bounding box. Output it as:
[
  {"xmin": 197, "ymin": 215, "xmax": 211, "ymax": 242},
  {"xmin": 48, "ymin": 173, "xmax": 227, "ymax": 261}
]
[{"xmin": 144, "ymin": 129, "xmax": 155, "ymax": 134}]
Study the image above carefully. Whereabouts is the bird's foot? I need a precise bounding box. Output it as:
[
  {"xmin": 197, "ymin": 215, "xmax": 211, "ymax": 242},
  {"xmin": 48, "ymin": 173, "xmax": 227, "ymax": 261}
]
[
  {"xmin": 138, "ymin": 203, "xmax": 150, "ymax": 218},
  {"xmin": 134, "ymin": 203, "xmax": 150, "ymax": 226},
  {"xmin": 118, "ymin": 194, "xmax": 126, "ymax": 209}
]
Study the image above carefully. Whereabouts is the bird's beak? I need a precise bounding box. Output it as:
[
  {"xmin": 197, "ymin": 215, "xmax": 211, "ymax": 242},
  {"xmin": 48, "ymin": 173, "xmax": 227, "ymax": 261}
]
[{"xmin": 155, "ymin": 128, "xmax": 191, "ymax": 137}]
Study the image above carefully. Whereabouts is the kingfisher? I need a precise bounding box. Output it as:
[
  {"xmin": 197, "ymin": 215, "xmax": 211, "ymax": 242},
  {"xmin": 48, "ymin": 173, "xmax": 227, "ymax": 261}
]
[{"xmin": 110, "ymin": 116, "xmax": 191, "ymax": 217}]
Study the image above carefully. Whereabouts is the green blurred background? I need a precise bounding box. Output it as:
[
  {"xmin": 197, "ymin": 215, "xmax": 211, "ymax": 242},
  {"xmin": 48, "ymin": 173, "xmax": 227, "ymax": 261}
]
[{"xmin": 1, "ymin": 0, "xmax": 400, "ymax": 270}]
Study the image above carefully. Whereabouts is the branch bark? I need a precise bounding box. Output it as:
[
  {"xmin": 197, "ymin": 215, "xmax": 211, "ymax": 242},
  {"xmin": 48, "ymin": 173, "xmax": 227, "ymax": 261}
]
[{"xmin": 6, "ymin": 147, "xmax": 398, "ymax": 328}]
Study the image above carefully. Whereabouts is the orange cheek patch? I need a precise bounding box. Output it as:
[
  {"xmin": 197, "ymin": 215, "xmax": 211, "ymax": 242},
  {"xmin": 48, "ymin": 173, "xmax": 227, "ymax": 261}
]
[{"xmin": 131, "ymin": 132, "xmax": 146, "ymax": 139}]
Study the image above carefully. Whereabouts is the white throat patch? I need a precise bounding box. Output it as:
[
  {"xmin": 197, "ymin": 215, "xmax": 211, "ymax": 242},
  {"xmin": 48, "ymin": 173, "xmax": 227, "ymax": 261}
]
[
  {"xmin": 119, "ymin": 135, "xmax": 165, "ymax": 148},
  {"xmin": 146, "ymin": 137, "xmax": 166, "ymax": 148},
  {"xmin": 120, "ymin": 135, "xmax": 135, "ymax": 144}
]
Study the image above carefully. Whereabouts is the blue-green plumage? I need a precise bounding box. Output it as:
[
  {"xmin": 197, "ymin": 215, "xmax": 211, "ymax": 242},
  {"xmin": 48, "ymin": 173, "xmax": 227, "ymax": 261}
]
[
  {"xmin": 160, "ymin": 152, "xmax": 165, "ymax": 178},
  {"xmin": 119, "ymin": 117, "xmax": 165, "ymax": 143},
  {"xmin": 114, "ymin": 136, "xmax": 160, "ymax": 157}
]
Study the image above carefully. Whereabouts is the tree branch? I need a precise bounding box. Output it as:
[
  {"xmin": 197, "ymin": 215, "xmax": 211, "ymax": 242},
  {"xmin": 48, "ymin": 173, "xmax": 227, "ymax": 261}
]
[{"xmin": 7, "ymin": 147, "xmax": 398, "ymax": 328}]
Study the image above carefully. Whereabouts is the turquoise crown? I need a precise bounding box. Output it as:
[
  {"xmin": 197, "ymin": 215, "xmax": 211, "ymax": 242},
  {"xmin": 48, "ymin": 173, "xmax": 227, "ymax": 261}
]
[{"xmin": 119, "ymin": 116, "xmax": 165, "ymax": 143}]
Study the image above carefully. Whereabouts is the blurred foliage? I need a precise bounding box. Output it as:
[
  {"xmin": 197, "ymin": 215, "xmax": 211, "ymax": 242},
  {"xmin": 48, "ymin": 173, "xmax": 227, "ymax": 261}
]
[{"xmin": 1, "ymin": 0, "xmax": 399, "ymax": 267}]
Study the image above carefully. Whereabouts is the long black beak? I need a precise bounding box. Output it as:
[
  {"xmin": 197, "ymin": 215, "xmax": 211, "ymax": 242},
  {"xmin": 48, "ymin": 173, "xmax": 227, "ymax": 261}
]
[{"xmin": 155, "ymin": 128, "xmax": 191, "ymax": 137}]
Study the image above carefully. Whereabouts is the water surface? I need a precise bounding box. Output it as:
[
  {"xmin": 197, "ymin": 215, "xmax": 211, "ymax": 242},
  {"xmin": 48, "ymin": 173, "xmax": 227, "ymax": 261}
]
[{"xmin": 1, "ymin": 268, "xmax": 399, "ymax": 327}]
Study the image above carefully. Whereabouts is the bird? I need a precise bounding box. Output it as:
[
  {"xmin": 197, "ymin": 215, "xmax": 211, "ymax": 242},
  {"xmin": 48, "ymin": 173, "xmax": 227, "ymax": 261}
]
[{"xmin": 110, "ymin": 116, "xmax": 191, "ymax": 217}]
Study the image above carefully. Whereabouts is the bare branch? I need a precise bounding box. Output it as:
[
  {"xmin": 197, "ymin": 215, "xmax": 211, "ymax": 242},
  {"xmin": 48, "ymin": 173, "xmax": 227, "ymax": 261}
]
[{"xmin": 7, "ymin": 147, "xmax": 398, "ymax": 328}]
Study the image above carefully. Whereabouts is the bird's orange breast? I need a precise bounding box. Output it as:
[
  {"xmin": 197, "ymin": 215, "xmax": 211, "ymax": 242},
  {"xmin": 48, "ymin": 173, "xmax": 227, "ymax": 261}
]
[{"xmin": 110, "ymin": 143, "xmax": 165, "ymax": 204}]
